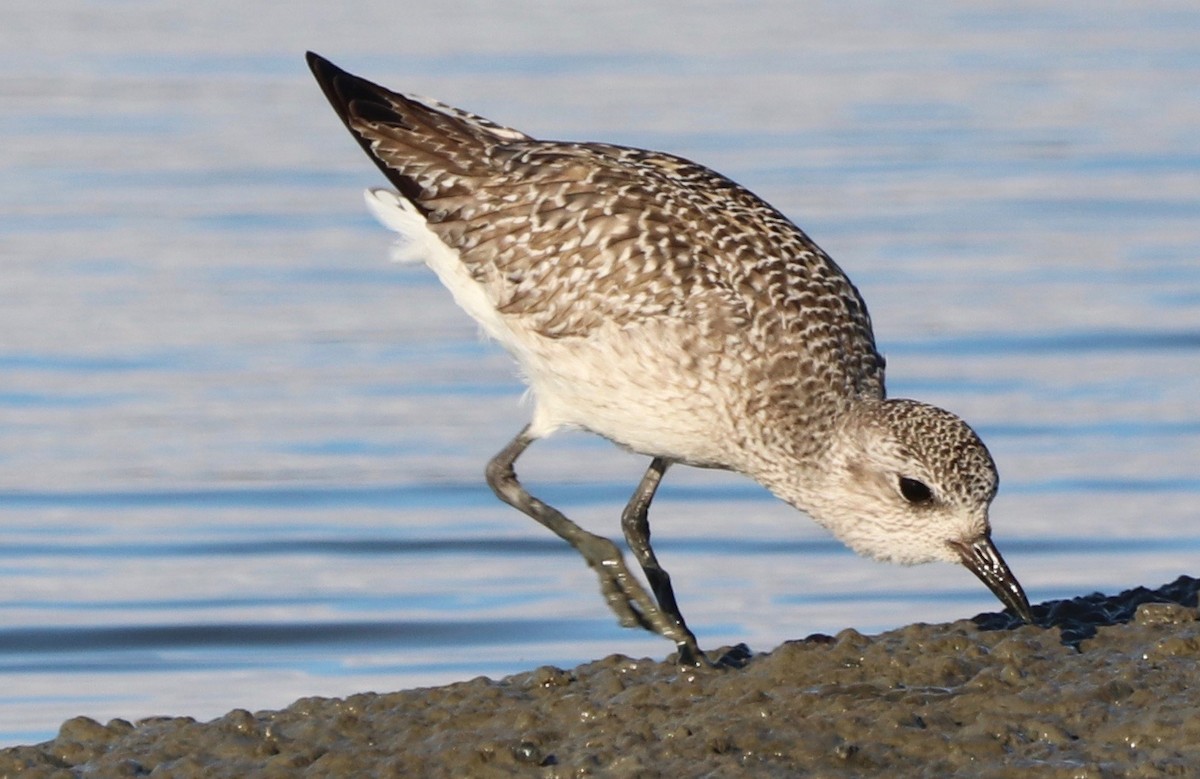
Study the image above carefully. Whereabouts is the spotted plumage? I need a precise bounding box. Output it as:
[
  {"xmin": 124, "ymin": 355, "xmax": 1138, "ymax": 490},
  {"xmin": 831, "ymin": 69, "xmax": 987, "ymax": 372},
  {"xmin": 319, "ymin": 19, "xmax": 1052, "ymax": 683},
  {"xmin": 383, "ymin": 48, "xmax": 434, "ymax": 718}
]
[{"xmin": 308, "ymin": 52, "xmax": 1032, "ymax": 663}]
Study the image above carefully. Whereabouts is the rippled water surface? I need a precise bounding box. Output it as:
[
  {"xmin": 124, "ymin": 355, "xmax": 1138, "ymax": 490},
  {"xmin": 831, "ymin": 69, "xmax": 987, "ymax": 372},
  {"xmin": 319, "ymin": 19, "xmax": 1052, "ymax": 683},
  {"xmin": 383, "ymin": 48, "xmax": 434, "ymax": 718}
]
[{"xmin": 1, "ymin": 1, "xmax": 1198, "ymax": 745}]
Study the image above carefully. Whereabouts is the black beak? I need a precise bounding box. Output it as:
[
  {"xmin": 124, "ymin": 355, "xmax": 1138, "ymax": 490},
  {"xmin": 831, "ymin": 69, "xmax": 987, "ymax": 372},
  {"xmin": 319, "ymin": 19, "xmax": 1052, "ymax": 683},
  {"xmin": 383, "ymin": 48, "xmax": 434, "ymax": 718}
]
[{"xmin": 950, "ymin": 535, "xmax": 1034, "ymax": 624}]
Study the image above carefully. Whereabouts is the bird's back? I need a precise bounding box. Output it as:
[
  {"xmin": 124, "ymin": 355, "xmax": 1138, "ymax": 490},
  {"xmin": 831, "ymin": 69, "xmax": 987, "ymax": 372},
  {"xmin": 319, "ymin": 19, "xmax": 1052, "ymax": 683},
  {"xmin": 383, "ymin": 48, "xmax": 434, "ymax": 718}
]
[{"xmin": 309, "ymin": 54, "xmax": 886, "ymax": 463}]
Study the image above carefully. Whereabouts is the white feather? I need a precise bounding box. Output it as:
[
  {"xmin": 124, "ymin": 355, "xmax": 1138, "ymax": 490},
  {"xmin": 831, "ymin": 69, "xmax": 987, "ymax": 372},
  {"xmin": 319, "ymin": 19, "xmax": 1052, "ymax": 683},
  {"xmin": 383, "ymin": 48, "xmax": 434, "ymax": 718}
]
[{"xmin": 363, "ymin": 188, "xmax": 518, "ymax": 353}]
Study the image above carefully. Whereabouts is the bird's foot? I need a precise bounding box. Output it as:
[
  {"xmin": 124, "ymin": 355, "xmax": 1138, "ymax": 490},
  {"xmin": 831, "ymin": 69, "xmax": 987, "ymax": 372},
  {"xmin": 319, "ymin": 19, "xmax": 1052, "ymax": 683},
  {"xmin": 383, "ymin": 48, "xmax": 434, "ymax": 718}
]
[
  {"xmin": 673, "ymin": 641, "xmax": 752, "ymax": 670},
  {"xmin": 715, "ymin": 642, "xmax": 753, "ymax": 668}
]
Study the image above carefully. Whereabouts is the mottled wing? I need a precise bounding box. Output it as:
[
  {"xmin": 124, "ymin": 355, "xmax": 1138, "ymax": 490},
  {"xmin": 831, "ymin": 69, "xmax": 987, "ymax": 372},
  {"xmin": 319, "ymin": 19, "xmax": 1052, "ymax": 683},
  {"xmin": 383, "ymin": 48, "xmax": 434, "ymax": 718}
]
[
  {"xmin": 480, "ymin": 143, "xmax": 886, "ymax": 399},
  {"xmin": 307, "ymin": 52, "xmax": 885, "ymax": 399},
  {"xmin": 307, "ymin": 52, "xmax": 531, "ymax": 210}
]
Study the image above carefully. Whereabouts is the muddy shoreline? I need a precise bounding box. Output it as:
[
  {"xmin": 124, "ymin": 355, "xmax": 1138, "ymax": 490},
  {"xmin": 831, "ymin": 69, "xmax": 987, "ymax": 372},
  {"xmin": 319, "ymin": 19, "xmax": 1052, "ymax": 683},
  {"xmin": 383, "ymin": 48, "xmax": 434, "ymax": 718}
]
[{"xmin": 2, "ymin": 576, "xmax": 1198, "ymax": 777}]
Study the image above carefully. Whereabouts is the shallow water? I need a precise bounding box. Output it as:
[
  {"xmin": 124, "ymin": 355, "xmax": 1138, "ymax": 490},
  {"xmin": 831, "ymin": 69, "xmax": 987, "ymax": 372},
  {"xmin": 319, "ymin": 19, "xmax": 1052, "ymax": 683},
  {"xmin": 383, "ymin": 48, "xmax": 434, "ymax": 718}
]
[{"xmin": 1, "ymin": 0, "xmax": 1198, "ymax": 746}]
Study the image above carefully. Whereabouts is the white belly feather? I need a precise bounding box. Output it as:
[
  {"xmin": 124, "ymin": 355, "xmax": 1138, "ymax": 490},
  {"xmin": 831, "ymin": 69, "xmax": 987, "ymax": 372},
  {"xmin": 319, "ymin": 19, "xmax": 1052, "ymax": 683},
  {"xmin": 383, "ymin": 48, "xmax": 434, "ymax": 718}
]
[{"xmin": 364, "ymin": 188, "xmax": 734, "ymax": 467}]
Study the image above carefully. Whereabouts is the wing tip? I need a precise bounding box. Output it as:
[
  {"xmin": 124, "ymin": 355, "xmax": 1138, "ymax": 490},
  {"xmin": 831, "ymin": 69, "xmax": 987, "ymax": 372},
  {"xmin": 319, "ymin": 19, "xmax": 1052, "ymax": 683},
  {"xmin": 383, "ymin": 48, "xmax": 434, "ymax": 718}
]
[
  {"xmin": 305, "ymin": 51, "xmax": 357, "ymax": 125},
  {"xmin": 306, "ymin": 53, "xmax": 432, "ymax": 209}
]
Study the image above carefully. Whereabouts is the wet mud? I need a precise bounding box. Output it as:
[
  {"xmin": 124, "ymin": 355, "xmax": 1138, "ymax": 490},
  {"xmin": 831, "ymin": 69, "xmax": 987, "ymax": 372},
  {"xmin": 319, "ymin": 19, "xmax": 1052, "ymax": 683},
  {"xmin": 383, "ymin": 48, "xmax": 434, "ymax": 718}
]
[{"xmin": 3, "ymin": 575, "xmax": 1199, "ymax": 778}]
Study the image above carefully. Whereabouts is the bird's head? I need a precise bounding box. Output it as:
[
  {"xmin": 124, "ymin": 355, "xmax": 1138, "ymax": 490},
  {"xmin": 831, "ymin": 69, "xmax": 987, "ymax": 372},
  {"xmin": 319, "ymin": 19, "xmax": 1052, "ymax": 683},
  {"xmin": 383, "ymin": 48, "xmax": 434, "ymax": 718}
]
[{"xmin": 800, "ymin": 398, "xmax": 1032, "ymax": 622}]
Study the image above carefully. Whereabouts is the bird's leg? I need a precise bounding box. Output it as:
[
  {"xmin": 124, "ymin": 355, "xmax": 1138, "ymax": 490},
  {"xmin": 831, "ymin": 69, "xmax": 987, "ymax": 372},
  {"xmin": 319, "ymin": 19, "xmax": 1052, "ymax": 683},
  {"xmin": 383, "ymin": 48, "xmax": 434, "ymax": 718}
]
[
  {"xmin": 621, "ymin": 457, "xmax": 705, "ymax": 666},
  {"xmin": 485, "ymin": 426, "xmax": 695, "ymax": 651}
]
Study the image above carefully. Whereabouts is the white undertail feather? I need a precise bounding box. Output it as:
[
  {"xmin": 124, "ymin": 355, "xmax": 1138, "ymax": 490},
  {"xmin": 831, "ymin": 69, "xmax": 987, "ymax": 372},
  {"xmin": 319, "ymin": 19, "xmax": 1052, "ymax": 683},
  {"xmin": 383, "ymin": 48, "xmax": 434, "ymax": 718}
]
[
  {"xmin": 363, "ymin": 189, "xmax": 431, "ymax": 265},
  {"xmin": 364, "ymin": 188, "xmax": 516, "ymax": 356}
]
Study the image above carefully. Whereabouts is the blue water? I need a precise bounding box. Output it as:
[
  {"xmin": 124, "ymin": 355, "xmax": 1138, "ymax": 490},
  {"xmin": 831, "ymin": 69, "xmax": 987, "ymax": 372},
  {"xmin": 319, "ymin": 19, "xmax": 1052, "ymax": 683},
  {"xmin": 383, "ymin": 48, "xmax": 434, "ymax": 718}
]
[{"xmin": 0, "ymin": 0, "xmax": 1197, "ymax": 746}]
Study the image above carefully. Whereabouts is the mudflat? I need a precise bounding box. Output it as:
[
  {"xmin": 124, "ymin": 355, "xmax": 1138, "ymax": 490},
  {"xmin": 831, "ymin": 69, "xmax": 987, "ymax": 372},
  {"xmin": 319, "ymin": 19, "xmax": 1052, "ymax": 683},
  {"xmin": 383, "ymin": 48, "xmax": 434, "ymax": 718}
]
[{"xmin": 2, "ymin": 576, "xmax": 1196, "ymax": 778}]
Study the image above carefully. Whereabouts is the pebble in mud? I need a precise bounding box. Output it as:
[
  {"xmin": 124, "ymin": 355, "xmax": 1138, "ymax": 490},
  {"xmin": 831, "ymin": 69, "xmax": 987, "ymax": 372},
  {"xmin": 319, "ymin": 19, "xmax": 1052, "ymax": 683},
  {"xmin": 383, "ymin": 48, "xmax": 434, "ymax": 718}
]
[{"xmin": 2, "ymin": 576, "xmax": 1200, "ymax": 778}]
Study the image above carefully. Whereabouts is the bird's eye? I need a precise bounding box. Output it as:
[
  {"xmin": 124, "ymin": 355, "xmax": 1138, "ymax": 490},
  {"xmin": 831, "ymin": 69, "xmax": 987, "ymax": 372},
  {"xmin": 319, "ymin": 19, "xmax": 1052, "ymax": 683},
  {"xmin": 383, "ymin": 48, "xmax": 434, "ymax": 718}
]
[{"xmin": 898, "ymin": 476, "xmax": 933, "ymax": 505}]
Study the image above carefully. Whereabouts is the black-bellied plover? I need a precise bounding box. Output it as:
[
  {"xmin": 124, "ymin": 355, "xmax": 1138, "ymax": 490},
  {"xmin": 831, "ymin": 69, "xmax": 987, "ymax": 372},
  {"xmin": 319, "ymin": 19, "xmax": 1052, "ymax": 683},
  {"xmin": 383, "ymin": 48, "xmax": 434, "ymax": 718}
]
[{"xmin": 307, "ymin": 52, "xmax": 1033, "ymax": 664}]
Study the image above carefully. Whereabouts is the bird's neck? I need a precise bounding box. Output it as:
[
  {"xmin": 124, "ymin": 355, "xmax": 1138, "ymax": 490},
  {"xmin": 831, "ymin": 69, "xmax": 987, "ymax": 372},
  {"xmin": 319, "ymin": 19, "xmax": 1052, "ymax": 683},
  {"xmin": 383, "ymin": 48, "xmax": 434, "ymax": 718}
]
[{"xmin": 739, "ymin": 397, "xmax": 885, "ymax": 528}]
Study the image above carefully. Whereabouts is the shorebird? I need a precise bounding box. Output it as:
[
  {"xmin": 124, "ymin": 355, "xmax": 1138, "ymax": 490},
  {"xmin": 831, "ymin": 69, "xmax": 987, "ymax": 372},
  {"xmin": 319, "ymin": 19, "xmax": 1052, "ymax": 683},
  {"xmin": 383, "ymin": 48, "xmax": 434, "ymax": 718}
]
[{"xmin": 307, "ymin": 52, "xmax": 1033, "ymax": 664}]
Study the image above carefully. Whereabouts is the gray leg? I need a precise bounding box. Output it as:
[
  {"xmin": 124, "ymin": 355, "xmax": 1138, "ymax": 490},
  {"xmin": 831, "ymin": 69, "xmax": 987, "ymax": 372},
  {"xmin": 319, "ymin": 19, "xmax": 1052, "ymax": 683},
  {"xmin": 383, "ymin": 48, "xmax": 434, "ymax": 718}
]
[
  {"xmin": 485, "ymin": 426, "xmax": 699, "ymax": 657},
  {"xmin": 620, "ymin": 457, "xmax": 703, "ymax": 664}
]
